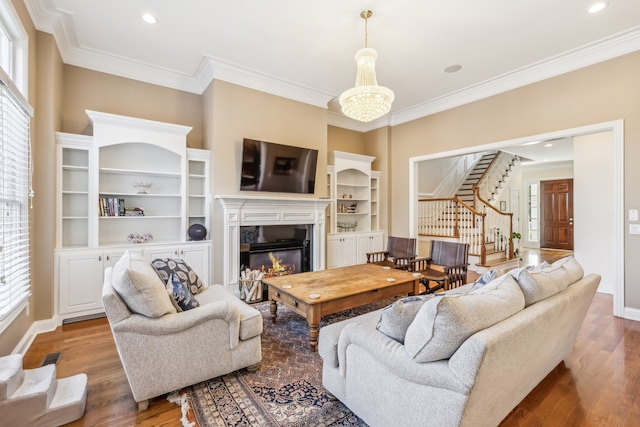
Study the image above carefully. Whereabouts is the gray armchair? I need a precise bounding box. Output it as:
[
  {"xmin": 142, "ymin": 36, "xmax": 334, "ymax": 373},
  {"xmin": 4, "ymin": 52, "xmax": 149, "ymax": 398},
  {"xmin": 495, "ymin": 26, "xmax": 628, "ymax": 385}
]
[{"xmin": 102, "ymin": 255, "xmax": 262, "ymax": 411}]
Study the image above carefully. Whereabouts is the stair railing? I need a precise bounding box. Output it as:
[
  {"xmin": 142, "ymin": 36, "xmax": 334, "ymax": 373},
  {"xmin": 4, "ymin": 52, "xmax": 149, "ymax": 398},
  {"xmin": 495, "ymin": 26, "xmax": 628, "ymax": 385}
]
[
  {"xmin": 475, "ymin": 151, "xmax": 517, "ymax": 202},
  {"xmin": 417, "ymin": 197, "xmax": 486, "ymax": 261},
  {"xmin": 473, "ymin": 186, "xmax": 515, "ymax": 259}
]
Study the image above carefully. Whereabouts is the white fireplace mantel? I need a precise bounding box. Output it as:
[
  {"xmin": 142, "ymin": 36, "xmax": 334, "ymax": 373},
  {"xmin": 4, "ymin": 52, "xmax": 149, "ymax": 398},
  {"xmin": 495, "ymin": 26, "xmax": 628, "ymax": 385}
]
[{"xmin": 216, "ymin": 195, "xmax": 331, "ymax": 289}]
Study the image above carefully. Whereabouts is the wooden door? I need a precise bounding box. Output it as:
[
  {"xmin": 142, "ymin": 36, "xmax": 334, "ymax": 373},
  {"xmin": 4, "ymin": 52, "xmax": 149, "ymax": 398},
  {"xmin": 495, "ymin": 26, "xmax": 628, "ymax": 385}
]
[{"xmin": 540, "ymin": 179, "xmax": 574, "ymax": 250}]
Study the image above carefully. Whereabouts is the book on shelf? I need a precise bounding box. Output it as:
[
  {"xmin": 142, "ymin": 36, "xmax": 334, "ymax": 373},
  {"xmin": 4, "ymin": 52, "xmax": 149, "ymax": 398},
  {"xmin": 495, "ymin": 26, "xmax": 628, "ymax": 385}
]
[
  {"xmin": 124, "ymin": 207, "xmax": 145, "ymax": 216},
  {"xmin": 98, "ymin": 197, "xmax": 131, "ymax": 216}
]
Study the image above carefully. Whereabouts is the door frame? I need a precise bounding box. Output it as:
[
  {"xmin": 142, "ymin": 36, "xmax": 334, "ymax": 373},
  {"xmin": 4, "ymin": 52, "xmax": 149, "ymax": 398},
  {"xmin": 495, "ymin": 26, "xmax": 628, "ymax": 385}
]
[{"xmin": 408, "ymin": 120, "xmax": 624, "ymax": 318}]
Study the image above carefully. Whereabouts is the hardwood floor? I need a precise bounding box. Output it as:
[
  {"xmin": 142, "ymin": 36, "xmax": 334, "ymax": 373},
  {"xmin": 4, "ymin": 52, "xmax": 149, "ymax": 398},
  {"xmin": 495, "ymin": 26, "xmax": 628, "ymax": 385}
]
[{"xmin": 22, "ymin": 249, "xmax": 640, "ymax": 426}]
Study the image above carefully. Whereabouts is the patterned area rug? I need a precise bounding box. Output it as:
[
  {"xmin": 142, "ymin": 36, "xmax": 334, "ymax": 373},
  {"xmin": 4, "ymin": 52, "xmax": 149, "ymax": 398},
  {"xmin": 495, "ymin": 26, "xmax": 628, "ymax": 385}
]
[{"xmin": 173, "ymin": 299, "xmax": 395, "ymax": 427}]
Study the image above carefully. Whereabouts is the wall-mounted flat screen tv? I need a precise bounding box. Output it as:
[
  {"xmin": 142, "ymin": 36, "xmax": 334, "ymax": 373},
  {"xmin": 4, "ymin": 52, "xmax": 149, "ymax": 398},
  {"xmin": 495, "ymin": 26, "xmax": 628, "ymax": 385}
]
[{"xmin": 240, "ymin": 138, "xmax": 318, "ymax": 194}]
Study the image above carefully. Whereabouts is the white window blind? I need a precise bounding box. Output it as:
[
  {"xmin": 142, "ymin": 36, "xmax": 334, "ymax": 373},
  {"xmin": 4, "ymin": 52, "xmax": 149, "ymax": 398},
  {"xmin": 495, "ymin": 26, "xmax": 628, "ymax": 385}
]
[{"xmin": 0, "ymin": 81, "xmax": 31, "ymax": 329}]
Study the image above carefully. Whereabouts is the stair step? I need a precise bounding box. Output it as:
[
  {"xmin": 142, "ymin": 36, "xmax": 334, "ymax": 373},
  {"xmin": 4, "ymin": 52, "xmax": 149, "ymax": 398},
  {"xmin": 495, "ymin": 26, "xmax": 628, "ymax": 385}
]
[
  {"xmin": 0, "ymin": 354, "xmax": 24, "ymax": 400},
  {"xmin": 45, "ymin": 374, "xmax": 88, "ymax": 426},
  {"xmin": 12, "ymin": 364, "xmax": 57, "ymax": 408},
  {"xmin": 0, "ymin": 354, "xmax": 87, "ymax": 426}
]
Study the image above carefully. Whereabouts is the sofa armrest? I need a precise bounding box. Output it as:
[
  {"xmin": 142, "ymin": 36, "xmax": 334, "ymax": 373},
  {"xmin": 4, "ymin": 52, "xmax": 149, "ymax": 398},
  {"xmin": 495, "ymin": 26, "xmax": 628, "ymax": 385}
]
[
  {"xmin": 337, "ymin": 322, "xmax": 471, "ymax": 394},
  {"xmin": 110, "ymin": 300, "xmax": 241, "ymax": 348}
]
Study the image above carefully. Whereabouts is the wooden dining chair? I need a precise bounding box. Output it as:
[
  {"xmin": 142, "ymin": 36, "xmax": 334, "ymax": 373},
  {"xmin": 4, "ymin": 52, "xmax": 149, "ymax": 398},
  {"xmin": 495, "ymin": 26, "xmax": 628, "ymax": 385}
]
[{"xmin": 410, "ymin": 240, "xmax": 469, "ymax": 293}]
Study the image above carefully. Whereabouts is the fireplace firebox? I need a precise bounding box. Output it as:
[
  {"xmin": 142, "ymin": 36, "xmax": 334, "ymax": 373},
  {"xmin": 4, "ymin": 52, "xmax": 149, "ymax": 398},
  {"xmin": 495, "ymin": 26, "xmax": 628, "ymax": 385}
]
[{"xmin": 240, "ymin": 239, "xmax": 311, "ymax": 300}]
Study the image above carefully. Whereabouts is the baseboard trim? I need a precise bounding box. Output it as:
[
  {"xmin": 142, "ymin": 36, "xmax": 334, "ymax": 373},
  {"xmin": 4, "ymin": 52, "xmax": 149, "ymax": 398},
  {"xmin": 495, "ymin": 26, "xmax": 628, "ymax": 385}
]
[
  {"xmin": 624, "ymin": 306, "xmax": 640, "ymax": 322},
  {"xmin": 13, "ymin": 317, "xmax": 59, "ymax": 355}
]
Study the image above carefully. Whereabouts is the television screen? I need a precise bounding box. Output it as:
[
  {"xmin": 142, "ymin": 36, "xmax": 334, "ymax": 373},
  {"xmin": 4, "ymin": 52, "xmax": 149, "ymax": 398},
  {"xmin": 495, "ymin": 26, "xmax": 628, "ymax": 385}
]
[{"xmin": 240, "ymin": 138, "xmax": 318, "ymax": 194}]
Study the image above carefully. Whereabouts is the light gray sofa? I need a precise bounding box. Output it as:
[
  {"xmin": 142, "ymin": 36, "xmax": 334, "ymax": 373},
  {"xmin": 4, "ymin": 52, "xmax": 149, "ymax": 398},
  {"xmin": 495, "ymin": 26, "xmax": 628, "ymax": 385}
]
[
  {"xmin": 102, "ymin": 251, "xmax": 262, "ymax": 411},
  {"xmin": 319, "ymin": 257, "xmax": 600, "ymax": 427}
]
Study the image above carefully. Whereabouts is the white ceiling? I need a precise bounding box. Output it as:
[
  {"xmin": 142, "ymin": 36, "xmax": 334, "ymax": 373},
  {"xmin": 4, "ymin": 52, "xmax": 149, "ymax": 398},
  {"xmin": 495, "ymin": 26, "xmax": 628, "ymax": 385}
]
[{"xmin": 24, "ymin": 0, "xmax": 640, "ymax": 130}]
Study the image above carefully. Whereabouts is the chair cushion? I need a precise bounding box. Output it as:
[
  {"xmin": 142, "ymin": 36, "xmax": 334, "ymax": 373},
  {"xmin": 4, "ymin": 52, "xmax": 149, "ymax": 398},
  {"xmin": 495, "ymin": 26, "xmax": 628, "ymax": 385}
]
[
  {"xmin": 166, "ymin": 273, "xmax": 200, "ymax": 312},
  {"xmin": 196, "ymin": 285, "xmax": 263, "ymax": 340},
  {"xmin": 404, "ymin": 274, "xmax": 524, "ymax": 362},
  {"xmin": 376, "ymin": 295, "xmax": 441, "ymax": 344},
  {"xmin": 151, "ymin": 258, "xmax": 206, "ymax": 295},
  {"xmin": 111, "ymin": 251, "xmax": 177, "ymax": 318}
]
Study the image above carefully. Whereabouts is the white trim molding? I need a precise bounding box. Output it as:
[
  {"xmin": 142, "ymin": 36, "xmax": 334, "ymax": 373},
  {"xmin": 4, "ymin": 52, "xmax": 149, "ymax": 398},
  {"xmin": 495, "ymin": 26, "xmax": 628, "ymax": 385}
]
[
  {"xmin": 215, "ymin": 195, "xmax": 331, "ymax": 291},
  {"xmin": 409, "ymin": 120, "xmax": 625, "ymax": 318}
]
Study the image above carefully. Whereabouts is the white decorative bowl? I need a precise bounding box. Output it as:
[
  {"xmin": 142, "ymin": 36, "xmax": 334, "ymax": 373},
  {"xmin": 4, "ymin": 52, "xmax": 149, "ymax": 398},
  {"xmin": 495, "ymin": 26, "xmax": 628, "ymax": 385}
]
[{"xmin": 132, "ymin": 181, "xmax": 153, "ymax": 194}]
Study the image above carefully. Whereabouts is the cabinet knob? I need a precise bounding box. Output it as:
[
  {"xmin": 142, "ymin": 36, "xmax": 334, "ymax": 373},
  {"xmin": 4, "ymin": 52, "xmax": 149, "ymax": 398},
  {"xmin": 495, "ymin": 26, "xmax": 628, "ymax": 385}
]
[
  {"xmin": 98, "ymin": 256, "xmax": 102, "ymax": 261},
  {"xmin": 106, "ymin": 255, "xmax": 110, "ymax": 261},
  {"xmin": 293, "ymin": 300, "xmax": 298, "ymax": 307}
]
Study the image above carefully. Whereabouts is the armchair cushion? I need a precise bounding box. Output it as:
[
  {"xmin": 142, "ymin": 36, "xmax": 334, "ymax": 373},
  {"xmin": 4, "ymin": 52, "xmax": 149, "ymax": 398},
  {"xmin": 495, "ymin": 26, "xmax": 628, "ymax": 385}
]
[
  {"xmin": 404, "ymin": 274, "xmax": 524, "ymax": 362},
  {"xmin": 112, "ymin": 251, "xmax": 177, "ymax": 318},
  {"xmin": 151, "ymin": 258, "xmax": 206, "ymax": 295},
  {"xmin": 166, "ymin": 273, "xmax": 200, "ymax": 312}
]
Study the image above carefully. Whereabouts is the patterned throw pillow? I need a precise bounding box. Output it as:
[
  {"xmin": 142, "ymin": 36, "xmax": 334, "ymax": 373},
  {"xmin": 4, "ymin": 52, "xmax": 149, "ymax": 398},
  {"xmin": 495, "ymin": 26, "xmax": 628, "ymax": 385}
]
[
  {"xmin": 166, "ymin": 273, "xmax": 200, "ymax": 312},
  {"xmin": 152, "ymin": 258, "xmax": 205, "ymax": 295}
]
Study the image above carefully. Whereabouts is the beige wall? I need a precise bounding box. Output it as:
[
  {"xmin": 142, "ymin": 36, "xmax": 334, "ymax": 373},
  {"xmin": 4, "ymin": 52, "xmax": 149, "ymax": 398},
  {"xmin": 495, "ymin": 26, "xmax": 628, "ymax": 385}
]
[
  {"xmin": 208, "ymin": 80, "xmax": 328, "ymax": 283},
  {"xmin": 389, "ymin": 51, "xmax": 640, "ymax": 309},
  {"xmin": 61, "ymin": 66, "xmax": 204, "ymax": 148},
  {"xmin": 328, "ymin": 126, "xmax": 365, "ymax": 153}
]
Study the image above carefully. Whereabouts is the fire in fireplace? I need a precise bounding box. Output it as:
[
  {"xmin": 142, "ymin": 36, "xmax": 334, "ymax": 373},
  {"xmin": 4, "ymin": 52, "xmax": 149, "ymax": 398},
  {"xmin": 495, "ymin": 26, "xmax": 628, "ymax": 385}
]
[
  {"xmin": 250, "ymin": 248, "xmax": 301, "ymax": 277},
  {"xmin": 240, "ymin": 227, "xmax": 311, "ymax": 300}
]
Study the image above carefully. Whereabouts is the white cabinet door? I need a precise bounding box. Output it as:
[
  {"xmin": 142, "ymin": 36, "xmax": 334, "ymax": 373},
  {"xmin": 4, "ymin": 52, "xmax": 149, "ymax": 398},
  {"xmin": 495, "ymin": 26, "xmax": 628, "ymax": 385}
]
[
  {"xmin": 144, "ymin": 243, "xmax": 210, "ymax": 284},
  {"xmin": 356, "ymin": 231, "xmax": 385, "ymax": 264},
  {"xmin": 57, "ymin": 248, "xmax": 134, "ymax": 317},
  {"xmin": 58, "ymin": 251, "xmax": 104, "ymax": 315},
  {"xmin": 327, "ymin": 234, "xmax": 357, "ymax": 268}
]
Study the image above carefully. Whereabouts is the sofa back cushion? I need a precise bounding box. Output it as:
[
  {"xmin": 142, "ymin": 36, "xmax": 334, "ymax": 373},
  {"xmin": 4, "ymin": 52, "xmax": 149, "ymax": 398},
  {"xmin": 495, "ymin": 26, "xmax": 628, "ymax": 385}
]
[
  {"xmin": 404, "ymin": 274, "xmax": 525, "ymax": 362},
  {"xmin": 376, "ymin": 294, "xmax": 441, "ymax": 344},
  {"xmin": 510, "ymin": 256, "xmax": 584, "ymax": 307},
  {"xmin": 112, "ymin": 251, "xmax": 177, "ymax": 318}
]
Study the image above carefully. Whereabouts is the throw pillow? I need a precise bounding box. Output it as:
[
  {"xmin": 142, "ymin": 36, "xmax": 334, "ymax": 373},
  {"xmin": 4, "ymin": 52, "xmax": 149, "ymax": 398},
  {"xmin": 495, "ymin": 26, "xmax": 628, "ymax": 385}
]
[
  {"xmin": 404, "ymin": 274, "xmax": 525, "ymax": 363},
  {"xmin": 468, "ymin": 270, "xmax": 498, "ymax": 293},
  {"xmin": 510, "ymin": 264, "xmax": 571, "ymax": 307},
  {"xmin": 551, "ymin": 256, "xmax": 584, "ymax": 284},
  {"xmin": 166, "ymin": 273, "xmax": 200, "ymax": 312},
  {"xmin": 152, "ymin": 258, "xmax": 206, "ymax": 295},
  {"xmin": 111, "ymin": 251, "xmax": 177, "ymax": 318},
  {"xmin": 376, "ymin": 294, "xmax": 441, "ymax": 344}
]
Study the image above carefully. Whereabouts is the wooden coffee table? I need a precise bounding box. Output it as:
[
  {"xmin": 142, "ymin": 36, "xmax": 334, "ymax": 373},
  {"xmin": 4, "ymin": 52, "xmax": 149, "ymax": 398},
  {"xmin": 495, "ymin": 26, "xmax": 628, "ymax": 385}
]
[{"xmin": 264, "ymin": 263, "xmax": 421, "ymax": 351}]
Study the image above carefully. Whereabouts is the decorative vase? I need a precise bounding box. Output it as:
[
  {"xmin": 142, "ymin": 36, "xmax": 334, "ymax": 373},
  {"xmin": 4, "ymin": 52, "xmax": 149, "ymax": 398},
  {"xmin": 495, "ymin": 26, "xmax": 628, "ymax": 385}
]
[{"xmin": 188, "ymin": 224, "xmax": 207, "ymax": 241}]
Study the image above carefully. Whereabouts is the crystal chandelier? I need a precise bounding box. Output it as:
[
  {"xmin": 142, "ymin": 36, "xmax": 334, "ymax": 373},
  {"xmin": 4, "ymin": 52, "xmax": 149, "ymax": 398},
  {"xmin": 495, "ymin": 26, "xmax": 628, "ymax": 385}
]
[{"xmin": 339, "ymin": 10, "xmax": 394, "ymax": 123}]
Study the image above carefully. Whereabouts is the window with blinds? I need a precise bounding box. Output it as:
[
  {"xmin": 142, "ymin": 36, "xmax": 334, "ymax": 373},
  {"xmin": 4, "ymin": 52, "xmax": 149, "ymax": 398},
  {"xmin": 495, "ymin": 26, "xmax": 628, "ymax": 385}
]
[{"xmin": 0, "ymin": 82, "xmax": 31, "ymax": 332}]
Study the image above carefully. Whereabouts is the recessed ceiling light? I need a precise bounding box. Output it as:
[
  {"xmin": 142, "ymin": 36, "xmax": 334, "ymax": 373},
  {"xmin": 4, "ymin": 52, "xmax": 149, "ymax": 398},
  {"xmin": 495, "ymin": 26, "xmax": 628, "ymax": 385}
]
[
  {"xmin": 142, "ymin": 13, "xmax": 158, "ymax": 24},
  {"xmin": 588, "ymin": 2, "xmax": 608, "ymax": 14},
  {"xmin": 522, "ymin": 140, "xmax": 541, "ymax": 146},
  {"xmin": 444, "ymin": 65, "xmax": 462, "ymax": 73},
  {"xmin": 544, "ymin": 143, "xmax": 553, "ymax": 147}
]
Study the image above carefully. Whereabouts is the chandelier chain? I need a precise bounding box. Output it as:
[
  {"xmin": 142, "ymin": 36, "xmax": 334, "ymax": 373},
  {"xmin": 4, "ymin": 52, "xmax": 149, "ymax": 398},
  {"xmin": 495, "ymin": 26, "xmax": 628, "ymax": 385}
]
[{"xmin": 361, "ymin": 10, "xmax": 372, "ymax": 48}]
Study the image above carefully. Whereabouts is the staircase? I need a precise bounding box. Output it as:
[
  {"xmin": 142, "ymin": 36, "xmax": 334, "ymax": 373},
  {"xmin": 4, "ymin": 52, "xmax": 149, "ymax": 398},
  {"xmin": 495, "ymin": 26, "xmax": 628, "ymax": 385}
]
[
  {"xmin": 456, "ymin": 152, "xmax": 497, "ymax": 208},
  {"xmin": 417, "ymin": 150, "xmax": 521, "ymax": 271},
  {"xmin": 0, "ymin": 354, "xmax": 87, "ymax": 426}
]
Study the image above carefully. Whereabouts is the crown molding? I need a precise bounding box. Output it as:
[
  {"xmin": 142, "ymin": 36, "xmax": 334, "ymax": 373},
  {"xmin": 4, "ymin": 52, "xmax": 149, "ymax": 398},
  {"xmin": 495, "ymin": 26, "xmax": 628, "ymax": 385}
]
[
  {"xmin": 390, "ymin": 26, "xmax": 640, "ymax": 127},
  {"xmin": 195, "ymin": 55, "xmax": 334, "ymax": 108},
  {"xmin": 24, "ymin": 1, "xmax": 640, "ymax": 128}
]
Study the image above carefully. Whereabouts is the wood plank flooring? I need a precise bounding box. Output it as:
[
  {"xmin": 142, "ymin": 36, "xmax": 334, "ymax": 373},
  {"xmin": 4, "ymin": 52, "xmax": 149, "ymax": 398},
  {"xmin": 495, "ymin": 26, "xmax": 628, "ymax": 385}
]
[{"xmin": 22, "ymin": 249, "xmax": 640, "ymax": 426}]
